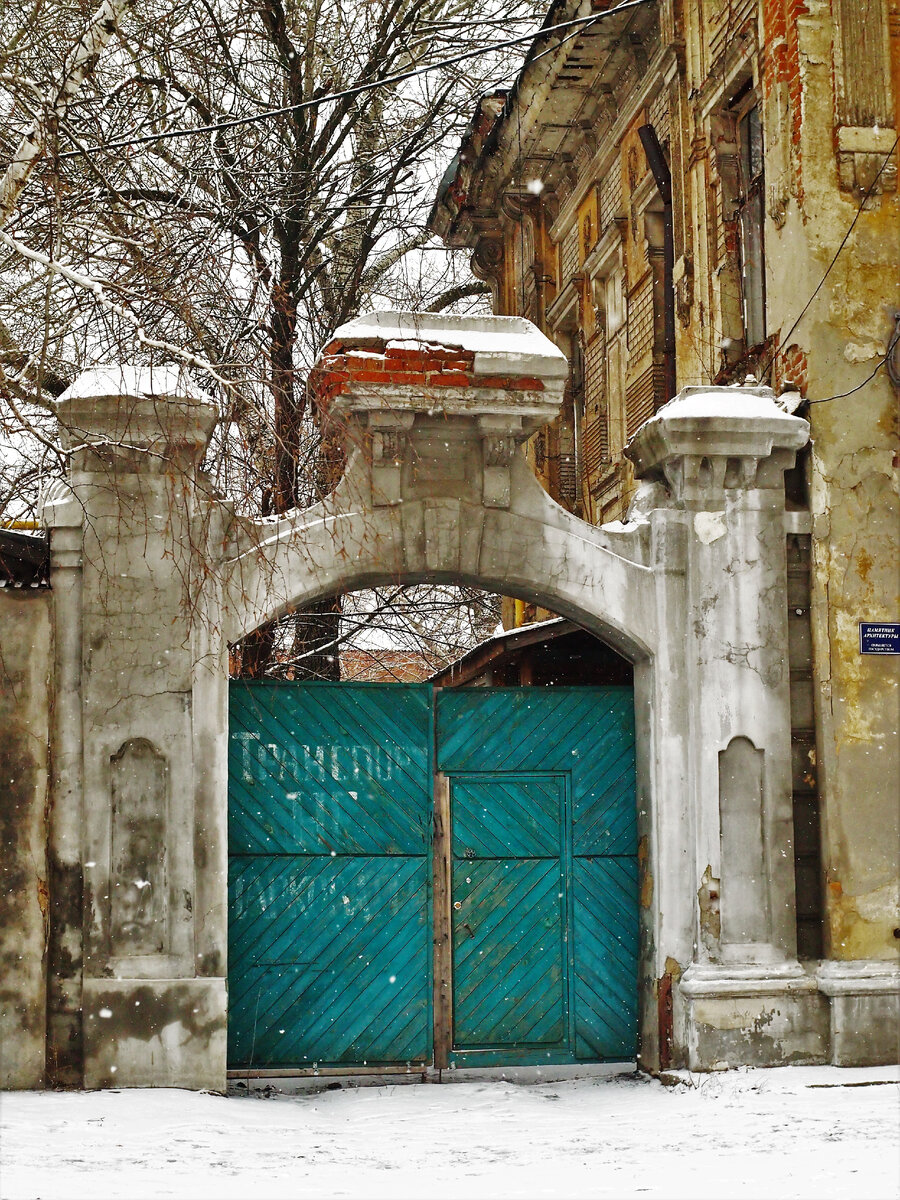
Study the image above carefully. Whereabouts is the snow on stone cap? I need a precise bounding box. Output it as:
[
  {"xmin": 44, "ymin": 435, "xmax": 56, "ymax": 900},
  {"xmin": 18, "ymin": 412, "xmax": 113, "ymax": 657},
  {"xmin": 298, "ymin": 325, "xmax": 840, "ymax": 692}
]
[
  {"xmin": 644, "ymin": 382, "xmax": 805, "ymax": 425},
  {"xmin": 625, "ymin": 380, "xmax": 809, "ymax": 479},
  {"xmin": 325, "ymin": 311, "xmax": 569, "ymax": 381},
  {"xmin": 57, "ymin": 364, "xmax": 213, "ymax": 405}
]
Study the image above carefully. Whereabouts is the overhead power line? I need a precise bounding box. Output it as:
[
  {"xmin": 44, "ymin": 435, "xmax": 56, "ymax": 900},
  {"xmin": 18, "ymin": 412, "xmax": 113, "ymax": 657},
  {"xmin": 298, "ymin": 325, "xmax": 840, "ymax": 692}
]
[
  {"xmin": 57, "ymin": 0, "xmax": 654, "ymax": 159},
  {"xmin": 766, "ymin": 132, "xmax": 900, "ymax": 383},
  {"xmin": 806, "ymin": 312, "xmax": 900, "ymax": 404}
]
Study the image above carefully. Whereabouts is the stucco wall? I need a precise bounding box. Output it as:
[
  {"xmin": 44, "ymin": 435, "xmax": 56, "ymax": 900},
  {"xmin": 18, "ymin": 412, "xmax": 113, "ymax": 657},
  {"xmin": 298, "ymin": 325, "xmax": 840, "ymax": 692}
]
[
  {"xmin": 0, "ymin": 587, "xmax": 50, "ymax": 1088},
  {"xmin": 765, "ymin": 8, "xmax": 900, "ymax": 963}
]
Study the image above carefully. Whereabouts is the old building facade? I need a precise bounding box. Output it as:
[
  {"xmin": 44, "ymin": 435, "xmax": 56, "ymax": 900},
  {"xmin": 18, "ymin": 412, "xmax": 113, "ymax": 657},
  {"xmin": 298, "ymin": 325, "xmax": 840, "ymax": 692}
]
[
  {"xmin": 0, "ymin": 0, "xmax": 897, "ymax": 1093},
  {"xmin": 430, "ymin": 0, "xmax": 899, "ymax": 1008}
]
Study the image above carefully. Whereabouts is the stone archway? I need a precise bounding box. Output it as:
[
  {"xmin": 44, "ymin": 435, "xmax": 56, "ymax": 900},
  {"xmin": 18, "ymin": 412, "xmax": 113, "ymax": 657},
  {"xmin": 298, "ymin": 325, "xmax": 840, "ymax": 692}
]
[{"xmin": 45, "ymin": 314, "xmax": 814, "ymax": 1090}]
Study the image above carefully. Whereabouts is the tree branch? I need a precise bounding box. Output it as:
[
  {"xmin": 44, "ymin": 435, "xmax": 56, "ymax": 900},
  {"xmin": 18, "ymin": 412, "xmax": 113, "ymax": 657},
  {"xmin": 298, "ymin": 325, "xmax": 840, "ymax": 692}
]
[
  {"xmin": 0, "ymin": 0, "xmax": 132, "ymax": 227},
  {"xmin": 425, "ymin": 280, "xmax": 491, "ymax": 311},
  {"xmin": 0, "ymin": 228, "xmax": 234, "ymax": 394}
]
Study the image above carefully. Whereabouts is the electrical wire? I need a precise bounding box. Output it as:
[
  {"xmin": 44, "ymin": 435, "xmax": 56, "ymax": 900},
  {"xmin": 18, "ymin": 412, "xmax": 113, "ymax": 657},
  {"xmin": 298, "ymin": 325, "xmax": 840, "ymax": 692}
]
[
  {"xmin": 764, "ymin": 132, "xmax": 900, "ymax": 381},
  {"xmin": 57, "ymin": 0, "xmax": 654, "ymax": 159},
  {"xmin": 806, "ymin": 314, "xmax": 900, "ymax": 403}
]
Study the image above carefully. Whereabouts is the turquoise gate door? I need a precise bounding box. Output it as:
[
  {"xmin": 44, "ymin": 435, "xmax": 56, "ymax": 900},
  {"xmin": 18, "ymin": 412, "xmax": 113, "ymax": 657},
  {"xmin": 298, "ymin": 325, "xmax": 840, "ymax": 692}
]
[
  {"xmin": 437, "ymin": 688, "xmax": 638, "ymax": 1066},
  {"xmin": 228, "ymin": 683, "xmax": 433, "ymax": 1068},
  {"xmin": 228, "ymin": 682, "xmax": 637, "ymax": 1070}
]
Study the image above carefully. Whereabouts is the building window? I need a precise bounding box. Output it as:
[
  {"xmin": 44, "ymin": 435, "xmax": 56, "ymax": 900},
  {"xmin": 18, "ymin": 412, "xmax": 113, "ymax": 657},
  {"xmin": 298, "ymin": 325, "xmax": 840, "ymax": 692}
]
[{"xmin": 736, "ymin": 103, "xmax": 765, "ymax": 349}]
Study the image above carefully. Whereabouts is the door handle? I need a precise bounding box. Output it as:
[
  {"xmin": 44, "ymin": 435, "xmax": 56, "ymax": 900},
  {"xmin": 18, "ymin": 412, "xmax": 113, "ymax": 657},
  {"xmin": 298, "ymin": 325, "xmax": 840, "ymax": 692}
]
[{"xmin": 461, "ymin": 922, "xmax": 475, "ymax": 939}]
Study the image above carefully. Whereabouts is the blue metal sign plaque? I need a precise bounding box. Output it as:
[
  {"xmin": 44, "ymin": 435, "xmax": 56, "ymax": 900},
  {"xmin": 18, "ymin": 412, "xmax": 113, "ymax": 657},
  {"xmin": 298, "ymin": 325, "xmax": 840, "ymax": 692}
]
[{"xmin": 859, "ymin": 623, "xmax": 900, "ymax": 655}]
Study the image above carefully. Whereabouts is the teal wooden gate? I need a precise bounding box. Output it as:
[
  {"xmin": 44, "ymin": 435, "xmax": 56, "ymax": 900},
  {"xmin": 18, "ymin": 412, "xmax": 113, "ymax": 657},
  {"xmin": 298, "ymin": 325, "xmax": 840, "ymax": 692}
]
[
  {"xmin": 437, "ymin": 688, "xmax": 638, "ymax": 1066},
  {"xmin": 228, "ymin": 682, "xmax": 637, "ymax": 1070},
  {"xmin": 228, "ymin": 683, "xmax": 433, "ymax": 1068}
]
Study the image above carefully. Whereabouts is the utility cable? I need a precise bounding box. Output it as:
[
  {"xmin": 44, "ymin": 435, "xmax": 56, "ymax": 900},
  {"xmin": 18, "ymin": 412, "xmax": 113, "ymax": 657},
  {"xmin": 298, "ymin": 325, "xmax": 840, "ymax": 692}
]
[
  {"xmin": 56, "ymin": 0, "xmax": 654, "ymax": 159},
  {"xmin": 805, "ymin": 312, "xmax": 900, "ymax": 403},
  {"xmin": 764, "ymin": 132, "xmax": 899, "ymax": 381}
]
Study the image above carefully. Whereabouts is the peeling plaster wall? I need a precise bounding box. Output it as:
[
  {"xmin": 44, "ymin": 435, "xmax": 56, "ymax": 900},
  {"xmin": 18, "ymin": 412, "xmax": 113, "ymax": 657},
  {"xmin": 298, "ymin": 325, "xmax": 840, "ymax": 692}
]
[
  {"xmin": 0, "ymin": 589, "xmax": 50, "ymax": 1088},
  {"xmin": 764, "ymin": 6, "xmax": 900, "ymax": 963}
]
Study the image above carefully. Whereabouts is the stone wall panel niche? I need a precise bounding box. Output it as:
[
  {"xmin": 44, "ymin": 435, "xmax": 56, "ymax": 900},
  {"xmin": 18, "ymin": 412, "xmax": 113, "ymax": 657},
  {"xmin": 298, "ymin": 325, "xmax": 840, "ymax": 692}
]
[
  {"xmin": 110, "ymin": 739, "xmax": 169, "ymax": 956},
  {"xmin": 718, "ymin": 735, "xmax": 769, "ymax": 948}
]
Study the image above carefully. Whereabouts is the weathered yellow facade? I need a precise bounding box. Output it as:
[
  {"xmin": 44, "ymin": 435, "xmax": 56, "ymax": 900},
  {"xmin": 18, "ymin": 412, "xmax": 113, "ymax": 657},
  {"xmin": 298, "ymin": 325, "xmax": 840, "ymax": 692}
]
[{"xmin": 430, "ymin": 0, "xmax": 899, "ymax": 972}]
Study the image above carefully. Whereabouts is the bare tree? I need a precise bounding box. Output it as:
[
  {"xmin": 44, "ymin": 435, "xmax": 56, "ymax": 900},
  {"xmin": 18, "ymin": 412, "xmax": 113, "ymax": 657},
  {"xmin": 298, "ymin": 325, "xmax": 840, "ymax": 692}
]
[{"xmin": 0, "ymin": 0, "xmax": 538, "ymax": 674}]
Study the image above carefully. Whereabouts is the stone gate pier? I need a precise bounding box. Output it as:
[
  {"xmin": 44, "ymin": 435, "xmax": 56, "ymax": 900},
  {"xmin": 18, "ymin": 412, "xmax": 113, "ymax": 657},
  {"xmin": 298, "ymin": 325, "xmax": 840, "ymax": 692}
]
[{"xmin": 3, "ymin": 313, "xmax": 896, "ymax": 1091}]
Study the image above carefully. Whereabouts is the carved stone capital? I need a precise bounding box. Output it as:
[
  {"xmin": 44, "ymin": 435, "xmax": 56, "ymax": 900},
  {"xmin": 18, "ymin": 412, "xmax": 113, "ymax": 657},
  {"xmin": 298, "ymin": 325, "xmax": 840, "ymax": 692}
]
[
  {"xmin": 368, "ymin": 411, "xmax": 414, "ymax": 506},
  {"xmin": 56, "ymin": 365, "xmax": 217, "ymax": 476},
  {"xmin": 478, "ymin": 416, "xmax": 521, "ymax": 509},
  {"xmin": 625, "ymin": 384, "xmax": 809, "ymax": 507}
]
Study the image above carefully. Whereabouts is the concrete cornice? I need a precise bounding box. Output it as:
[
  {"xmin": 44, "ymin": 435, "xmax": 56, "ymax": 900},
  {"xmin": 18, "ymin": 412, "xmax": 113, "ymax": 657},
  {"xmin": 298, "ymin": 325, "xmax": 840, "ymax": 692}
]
[
  {"xmin": 548, "ymin": 42, "xmax": 669, "ymax": 242},
  {"xmin": 435, "ymin": 1, "xmax": 663, "ymax": 251}
]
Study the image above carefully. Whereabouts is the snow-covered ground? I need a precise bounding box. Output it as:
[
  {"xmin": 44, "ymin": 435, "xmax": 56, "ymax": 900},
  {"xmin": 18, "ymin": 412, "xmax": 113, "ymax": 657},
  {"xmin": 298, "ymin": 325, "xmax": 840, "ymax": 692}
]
[{"xmin": 1, "ymin": 1064, "xmax": 897, "ymax": 1200}]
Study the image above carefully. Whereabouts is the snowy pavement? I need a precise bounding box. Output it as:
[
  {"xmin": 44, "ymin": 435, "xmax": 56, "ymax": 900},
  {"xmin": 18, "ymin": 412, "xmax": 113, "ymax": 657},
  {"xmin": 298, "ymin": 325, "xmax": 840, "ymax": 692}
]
[{"xmin": 1, "ymin": 1064, "xmax": 897, "ymax": 1200}]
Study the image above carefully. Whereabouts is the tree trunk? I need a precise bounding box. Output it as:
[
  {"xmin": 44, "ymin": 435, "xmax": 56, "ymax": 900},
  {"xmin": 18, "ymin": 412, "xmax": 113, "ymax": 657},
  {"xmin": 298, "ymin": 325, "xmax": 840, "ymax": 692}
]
[{"xmin": 234, "ymin": 247, "xmax": 344, "ymax": 680}]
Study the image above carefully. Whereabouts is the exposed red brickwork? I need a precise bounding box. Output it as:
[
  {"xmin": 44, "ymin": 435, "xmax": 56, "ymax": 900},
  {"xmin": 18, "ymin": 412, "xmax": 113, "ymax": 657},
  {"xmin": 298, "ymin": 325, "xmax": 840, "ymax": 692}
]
[
  {"xmin": 762, "ymin": 0, "xmax": 809, "ymax": 205},
  {"xmin": 340, "ymin": 648, "xmax": 438, "ymax": 682},
  {"xmin": 776, "ymin": 342, "xmax": 809, "ymax": 395},
  {"xmin": 310, "ymin": 340, "xmax": 545, "ymax": 406}
]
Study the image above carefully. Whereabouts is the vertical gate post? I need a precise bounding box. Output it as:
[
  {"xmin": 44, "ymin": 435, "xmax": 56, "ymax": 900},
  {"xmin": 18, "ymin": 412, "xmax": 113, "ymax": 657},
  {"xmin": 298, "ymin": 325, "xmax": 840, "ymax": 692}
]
[
  {"xmin": 628, "ymin": 383, "xmax": 827, "ymax": 1068},
  {"xmin": 42, "ymin": 480, "xmax": 85, "ymax": 1086},
  {"xmin": 50, "ymin": 366, "xmax": 228, "ymax": 1090}
]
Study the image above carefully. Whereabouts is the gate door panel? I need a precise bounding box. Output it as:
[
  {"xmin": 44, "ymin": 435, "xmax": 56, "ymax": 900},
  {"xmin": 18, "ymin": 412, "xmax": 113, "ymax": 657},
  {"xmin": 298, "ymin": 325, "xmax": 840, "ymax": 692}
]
[
  {"xmin": 228, "ymin": 682, "xmax": 432, "ymax": 1068},
  {"xmin": 228, "ymin": 681, "xmax": 637, "ymax": 1070},
  {"xmin": 451, "ymin": 775, "xmax": 567, "ymax": 1050},
  {"xmin": 437, "ymin": 687, "xmax": 637, "ymax": 1065}
]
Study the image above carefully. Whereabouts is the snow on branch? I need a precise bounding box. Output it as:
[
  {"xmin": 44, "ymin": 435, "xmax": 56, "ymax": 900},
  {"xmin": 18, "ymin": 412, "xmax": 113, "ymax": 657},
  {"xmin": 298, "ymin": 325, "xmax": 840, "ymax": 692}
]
[
  {"xmin": 0, "ymin": 0, "xmax": 132, "ymax": 228},
  {"xmin": 0, "ymin": 228, "xmax": 233, "ymax": 395}
]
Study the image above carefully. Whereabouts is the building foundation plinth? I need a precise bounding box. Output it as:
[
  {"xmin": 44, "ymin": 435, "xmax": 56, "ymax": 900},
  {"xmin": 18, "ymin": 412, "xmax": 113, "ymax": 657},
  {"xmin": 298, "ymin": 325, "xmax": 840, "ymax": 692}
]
[
  {"xmin": 816, "ymin": 961, "xmax": 900, "ymax": 1066},
  {"xmin": 679, "ymin": 962, "xmax": 829, "ymax": 1070}
]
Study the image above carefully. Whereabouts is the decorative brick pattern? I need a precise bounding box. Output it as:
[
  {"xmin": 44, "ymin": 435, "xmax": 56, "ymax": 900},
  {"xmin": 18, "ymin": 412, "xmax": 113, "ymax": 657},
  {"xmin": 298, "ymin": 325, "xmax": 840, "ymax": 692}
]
[
  {"xmin": 625, "ymin": 364, "xmax": 664, "ymax": 437},
  {"xmin": 776, "ymin": 342, "xmax": 809, "ymax": 396},
  {"xmin": 584, "ymin": 334, "xmax": 606, "ymax": 416},
  {"xmin": 599, "ymin": 163, "xmax": 623, "ymax": 230},
  {"xmin": 560, "ymin": 224, "xmax": 581, "ymax": 283},
  {"xmin": 583, "ymin": 410, "xmax": 609, "ymax": 482},
  {"xmin": 627, "ymin": 278, "xmax": 655, "ymax": 362},
  {"xmin": 311, "ymin": 340, "xmax": 545, "ymax": 407},
  {"xmin": 648, "ymin": 88, "xmax": 670, "ymax": 146},
  {"xmin": 708, "ymin": 0, "xmax": 757, "ymax": 66}
]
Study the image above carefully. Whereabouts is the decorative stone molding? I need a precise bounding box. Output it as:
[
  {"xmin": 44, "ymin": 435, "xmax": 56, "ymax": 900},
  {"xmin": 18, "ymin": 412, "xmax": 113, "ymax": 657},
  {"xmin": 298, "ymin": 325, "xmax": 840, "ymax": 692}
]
[
  {"xmin": 680, "ymin": 961, "xmax": 818, "ymax": 999},
  {"xmin": 628, "ymin": 383, "xmax": 812, "ymax": 1058},
  {"xmin": 310, "ymin": 312, "xmax": 568, "ymax": 512},
  {"xmin": 368, "ymin": 411, "xmax": 414, "ymax": 506},
  {"xmin": 625, "ymin": 382, "xmax": 809, "ymax": 505},
  {"xmin": 816, "ymin": 961, "xmax": 900, "ymax": 1066},
  {"xmin": 470, "ymin": 234, "xmax": 505, "ymax": 290},
  {"xmin": 46, "ymin": 318, "xmax": 900, "ymax": 1090},
  {"xmin": 55, "ymin": 364, "xmax": 217, "ymax": 475},
  {"xmin": 478, "ymin": 418, "xmax": 517, "ymax": 508},
  {"xmin": 816, "ymin": 960, "xmax": 900, "ymax": 997},
  {"xmin": 109, "ymin": 739, "xmax": 169, "ymax": 956},
  {"xmin": 47, "ymin": 365, "xmax": 223, "ymax": 1092},
  {"xmin": 679, "ymin": 962, "xmax": 827, "ymax": 1070},
  {"xmin": 672, "ymin": 254, "xmax": 694, "ymax": 325},
  {"xmin": 836, "ymin": 126, "xmax": 898, "ymax": 195},
  {"xmin": 545, "ymin": 278, "xmax": 580, "ymax": 333},
  {"xmin": 709, "ymin": 112, "xmax": 741, "ymax": 221}
]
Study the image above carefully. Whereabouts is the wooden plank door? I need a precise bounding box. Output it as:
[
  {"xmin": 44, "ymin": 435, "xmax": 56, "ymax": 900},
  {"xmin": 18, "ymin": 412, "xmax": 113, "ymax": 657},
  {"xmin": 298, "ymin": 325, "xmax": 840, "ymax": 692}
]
[
  {"xmin": 436, "ymin": 687, "xmax": 638, "ymax": 1066},
  {"xmin": 450, "ymin": 774, "xmax": 568, "ymax": 1056},
  {"xmin": 227, "ymin": 681, "xmax": 432, "ymax": 1069}
]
